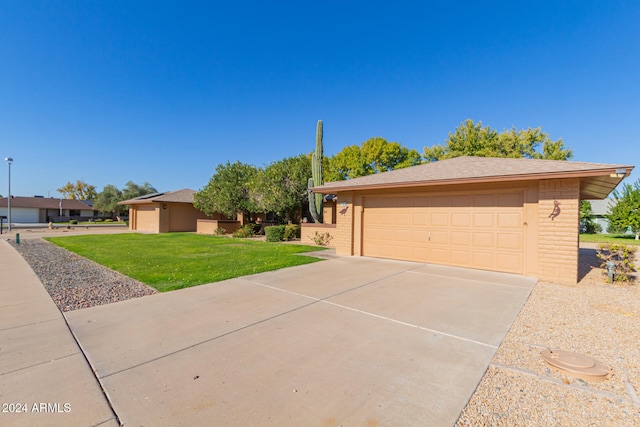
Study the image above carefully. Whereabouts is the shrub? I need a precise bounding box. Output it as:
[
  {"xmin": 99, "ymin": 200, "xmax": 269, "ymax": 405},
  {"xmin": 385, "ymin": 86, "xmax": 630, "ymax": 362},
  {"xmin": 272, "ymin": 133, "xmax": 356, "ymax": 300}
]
[
  {"xmin": 283, "ymin": 224, "xmax": 301, "ymax": 241},
  {"xmin": 214, "ymin": 227, "xmax": 226, "ymax": 236},
  {"xmin": 69, "ymin": 220, "xmax": 78, "ymax": 225},
  {"xmin": 233, "ymin": 224, "xmax": 256, "ymax": 238},
  {"xmin": 596, "ymin": 243, "xmax": 637, "ymax": 284},
  {"xmin": 265, "ymin": 225, "xmax": 286, "ymax": 242},
  {"xmin": 95, "ymin": 218, "xmax": 104, "ymax": 222},
  {"xmin": 310, "ymin": 231, "xmax": 333, "ymax": 246},
  {"xmin": 105, "ymin": 218, "xmax": 114, "ymax": 223}
]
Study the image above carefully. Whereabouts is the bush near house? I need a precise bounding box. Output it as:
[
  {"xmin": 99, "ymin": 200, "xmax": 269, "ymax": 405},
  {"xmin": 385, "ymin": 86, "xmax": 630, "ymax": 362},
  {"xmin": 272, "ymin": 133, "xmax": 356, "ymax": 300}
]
[
  {"xmin": 596, "ymin": 243, "xmax": 637, "ymax": 284},
  {"xmin": 232, "ymin": 224, "xmax": 256, "ymax": 238},
  {"xmin": 265, "ymin": 224, "xmax": 301, "ymax": 242},
  {"xmin": 284, "ymin": 224, "xmax": 301, "ymax": 240}
]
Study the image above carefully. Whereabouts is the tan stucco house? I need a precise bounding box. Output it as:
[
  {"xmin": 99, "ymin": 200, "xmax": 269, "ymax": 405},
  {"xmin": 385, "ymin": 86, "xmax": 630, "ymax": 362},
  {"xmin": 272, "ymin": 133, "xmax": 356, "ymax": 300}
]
[
  {"xmin": 310, "ymin": 156, "xmax": 634, "ymax": 285},
  {"xmin": 119, "ymin": 189, "xmax": 212, "ymax": 233}
]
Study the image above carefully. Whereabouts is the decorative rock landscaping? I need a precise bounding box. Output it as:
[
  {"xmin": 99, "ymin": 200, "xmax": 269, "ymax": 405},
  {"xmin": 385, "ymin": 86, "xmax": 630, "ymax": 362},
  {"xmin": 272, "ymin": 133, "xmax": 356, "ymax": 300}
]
[{"xmin": 12, "ymin": 239, "xmax": 157, "ymax": 312}]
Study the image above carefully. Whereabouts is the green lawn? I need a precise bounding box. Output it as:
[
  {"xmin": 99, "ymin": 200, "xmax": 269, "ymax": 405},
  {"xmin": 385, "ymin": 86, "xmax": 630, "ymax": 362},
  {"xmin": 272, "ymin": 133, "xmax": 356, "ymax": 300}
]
[
  {"xmin": 47, "ymin": 233, "xmax": 325, "ymax": 292},
  {"xmin": 580, "ymin": 233, "xmax": 640, "ymax": 246}
]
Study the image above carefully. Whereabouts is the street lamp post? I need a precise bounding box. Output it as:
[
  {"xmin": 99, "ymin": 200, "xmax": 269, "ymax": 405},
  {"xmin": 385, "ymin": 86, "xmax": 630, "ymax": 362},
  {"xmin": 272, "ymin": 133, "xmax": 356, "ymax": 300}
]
[{"xmin": 5, "ymin": 157, "xmax": 12, "ymax": 233}]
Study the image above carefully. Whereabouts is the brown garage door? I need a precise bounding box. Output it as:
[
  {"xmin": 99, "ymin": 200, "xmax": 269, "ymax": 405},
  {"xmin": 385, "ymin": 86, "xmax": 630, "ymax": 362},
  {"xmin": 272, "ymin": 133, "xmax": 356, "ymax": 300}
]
[{"xmin": 362, "ymin": 191, "xmax": 524, "ymax": 274}]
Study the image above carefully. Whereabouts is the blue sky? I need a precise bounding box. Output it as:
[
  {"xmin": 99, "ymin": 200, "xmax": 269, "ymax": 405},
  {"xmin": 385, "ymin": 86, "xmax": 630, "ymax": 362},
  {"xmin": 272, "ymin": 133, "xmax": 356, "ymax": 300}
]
[{"xmin": 1, "ymin": 1, "xmax": 639, "ymax": 197}]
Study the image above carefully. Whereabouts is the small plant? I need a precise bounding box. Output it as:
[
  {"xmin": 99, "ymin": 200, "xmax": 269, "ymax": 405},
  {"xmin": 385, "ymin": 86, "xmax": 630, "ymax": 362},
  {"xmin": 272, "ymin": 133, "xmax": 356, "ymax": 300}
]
[
  {"xmin": 233, "ymin": 224, "xmax": 256, "ymax": 238},
  {"xmin": 265, "ymin": 225, "xmax": 286, "ymax": 242},
  {"xmin": 105, "ymin": 219, "xmax": 114, "ymax": 223},
  {"xmin": 310, "ymin": 231, "xmax": 333, "ymax": 246},
  {"xmin": 69, "ymin": 220, "xmax": 78, "ymax": 225},
  {"xmin": 596, "ymin": 243, "xmax": 637, "ymax": 284},
  {"xmin": 95, "ymin": 218, "xmax": 104, "ymax": 222},
  {"xmin": 214, "ymin": 227, "xmax": 226, "ymax": 236},
  {"xmin": 283, "ymin": 224, "xmax": 301, "ymax": 241}
]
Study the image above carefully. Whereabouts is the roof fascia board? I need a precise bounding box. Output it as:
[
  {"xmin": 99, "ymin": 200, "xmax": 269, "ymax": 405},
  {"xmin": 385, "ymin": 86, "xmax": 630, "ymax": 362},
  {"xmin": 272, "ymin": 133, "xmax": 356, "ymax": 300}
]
[{"xmin": 312, "ymin": 167, "xmax": 634, "ymax": 193}]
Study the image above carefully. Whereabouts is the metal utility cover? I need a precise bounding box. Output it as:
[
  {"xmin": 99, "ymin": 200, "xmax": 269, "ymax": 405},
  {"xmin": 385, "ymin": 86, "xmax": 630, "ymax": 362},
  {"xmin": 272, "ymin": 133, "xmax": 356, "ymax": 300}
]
[{"xmin": 542, "ymin": 349, "xmax": 612, "ymax": 382}]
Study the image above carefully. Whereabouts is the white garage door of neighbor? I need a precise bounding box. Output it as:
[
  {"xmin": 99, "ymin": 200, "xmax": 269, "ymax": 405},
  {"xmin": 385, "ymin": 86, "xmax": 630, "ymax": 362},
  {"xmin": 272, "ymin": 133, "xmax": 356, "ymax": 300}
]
[{"xmin": 362, "ymin": 191, "xmax": 524, "ymax": 274}]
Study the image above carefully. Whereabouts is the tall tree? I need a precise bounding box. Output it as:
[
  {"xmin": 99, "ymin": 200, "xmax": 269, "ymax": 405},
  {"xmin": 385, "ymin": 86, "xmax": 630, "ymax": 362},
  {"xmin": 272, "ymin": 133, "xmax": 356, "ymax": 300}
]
[
  {"xmin": 256, "ymin": 155, "xmax": 312, "ymax": 223},
  {"xmin": 121, "ymin": 181, "xmax": 157, "ymax": 200},
  {"xmin": 608, "ymin": 179, "xmax": 640, "ymax": 239},
  {"xmin": 57, "ymin": 180, "xmax": 97, "ymax": 200},
  {"xmin": 93, "ymin": 184, "xmax": 125, "ymax": 218},
  {"xmin": 423, "ymin": 119, "xmax": 573, "ymax": 162},
  {"xmin": 194, "ymin": 161, "xmax": 261, "ymax": 221},
  {"xmin": 326, "ymin": 137, "xmax": 421, "ymax": 181}
]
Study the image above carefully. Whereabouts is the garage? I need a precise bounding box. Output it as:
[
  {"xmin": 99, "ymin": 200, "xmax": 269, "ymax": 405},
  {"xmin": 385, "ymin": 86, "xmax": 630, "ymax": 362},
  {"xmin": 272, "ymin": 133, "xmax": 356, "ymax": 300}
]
[
  {"xmin": 362, "ymin": 189, "xmax": 524, "ymax": 274},
  {"xmin": 310, "ymin": 156, "xmax": 634, "ymax": 285}
]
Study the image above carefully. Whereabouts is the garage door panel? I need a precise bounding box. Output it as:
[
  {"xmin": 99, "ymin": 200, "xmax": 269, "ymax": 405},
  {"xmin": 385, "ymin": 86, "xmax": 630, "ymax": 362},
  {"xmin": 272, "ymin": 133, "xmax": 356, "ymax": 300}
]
[
  {"xmin": 450, "ymin": 231, "xmax": 470, "ymax": 245},
  {"xmin": 472, "ymin": 251, "xmax": 496, "ymax": 268},
  {"xmin": 497, "ymin": 212, "xmax": 521, "ymax": 228},
  {"xmin": 451, "ymin": 249, "xmax": 471, "ymax": 265},
  {"xmin": 412, "ymin": 213, "xmax": 428, "ymax": 225},
  {"xmin": 451, "ymin": 212, "xmax": 470, "ymax": 226},
  {"xmin": 497, "ymin": 253, "xmax": 522, "ymax": 273},
  {"xmin": 472, "ymin": 232, "xmax": 494, "ymax": 247},
  {"xmin": 497, "ymin": 233, "xmax": 522, "ymax": 250},
  {"xmin": 431, "ymin": 212, "xmax": 449, "ymax": 226},
  {"xmin": 472, "ymin": 212, "xmax": 495, "ymax": 227},
  {"xmin": 429, "ymin": 230, "xmax": 449, "ymax": 244},
  {"xmin": 429, "ymin": 247, "xmax": 450, "ymax": 263},
  {"xmin": 362, "ymin": 191, "xmax": 524, "ymax": 274}
]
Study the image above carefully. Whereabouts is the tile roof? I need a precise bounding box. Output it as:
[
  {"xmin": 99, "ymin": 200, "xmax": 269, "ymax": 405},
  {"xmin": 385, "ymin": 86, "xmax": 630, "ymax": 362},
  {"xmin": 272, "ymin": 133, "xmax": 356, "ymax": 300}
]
[
  {"xmin": 118, "ymin": 189, "xmax": 197, "ymax": 205},
  {"xmin": 312, "ymin": 156, "xmax": 634, "ymax": 199},
  {"xmin": 0, "ymin": 197, "xmax": 92, "ymax": 210}
]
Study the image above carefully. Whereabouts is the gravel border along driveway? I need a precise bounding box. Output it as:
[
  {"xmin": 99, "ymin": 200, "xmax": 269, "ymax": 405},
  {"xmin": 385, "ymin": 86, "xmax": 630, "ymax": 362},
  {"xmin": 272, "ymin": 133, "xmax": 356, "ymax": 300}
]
[{"xmin": 456, "ymin": 244, "xmax": 640, "ymax": 426}]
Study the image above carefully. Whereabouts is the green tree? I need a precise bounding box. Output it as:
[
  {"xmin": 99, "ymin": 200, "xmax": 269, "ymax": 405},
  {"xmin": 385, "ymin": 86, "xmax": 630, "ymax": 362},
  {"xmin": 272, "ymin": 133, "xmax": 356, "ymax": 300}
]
[
  {"xmin": 122, "ymin": 181, "xmax": 157, "ymax": 200},
  {"xmin": 326, "ymin": 137, "xmax": 421, "ymax": 181},
  {"xmin": 93, "ymin": 184, "xmax": 125, "ymax": 218},
  {"xmin": 57, "ymin": 180, "xmax": 97, "ymax": 200},
  {"xmin": 579, "ymin": 200, "xmax": 601, "ymax": 234},
  {"xmin": 423, "ymin": 119, "xmax": 573, "ymax": 162},
  {"xmin": 608, "ymin": 179, "xmax": 640, "ymax": 240},
  {"xmin": 194, "ymin": 161, "xmax": 261, "ymax": 221},
  {"xmin": 256, "ymin": 155, "xmax": 311, "ymax": 223}
]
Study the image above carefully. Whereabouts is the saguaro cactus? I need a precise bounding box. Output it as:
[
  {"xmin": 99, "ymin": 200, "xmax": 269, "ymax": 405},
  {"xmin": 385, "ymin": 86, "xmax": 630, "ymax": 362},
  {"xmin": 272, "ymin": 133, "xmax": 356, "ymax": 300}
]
[{"xmin": 308, "ymin": 120, "xmax": 324, "ymax": 223}]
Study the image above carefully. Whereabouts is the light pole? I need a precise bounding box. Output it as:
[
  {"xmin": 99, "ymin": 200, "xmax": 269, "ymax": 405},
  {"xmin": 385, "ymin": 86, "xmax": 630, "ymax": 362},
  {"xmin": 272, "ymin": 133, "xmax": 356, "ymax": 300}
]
[{"xmin": 5, "ymin": 157, "xmax": 12, "ymax": 233}]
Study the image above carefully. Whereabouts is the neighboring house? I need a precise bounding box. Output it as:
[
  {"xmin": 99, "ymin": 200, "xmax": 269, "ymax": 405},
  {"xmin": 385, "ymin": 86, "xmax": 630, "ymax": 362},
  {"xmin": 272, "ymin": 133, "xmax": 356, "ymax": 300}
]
[
  {"xmin": 118, "ymin": 188, "xmax": 215, "ymax": 233},
  {"xmin": 586, "ymin": 198, "xmax": 617, "ymax": 233},
  {"xmin": 309, "ymin": 156, "xmax": 633, "ymax": 285},
  {"xmin": 0, "ymin": 196, "xmax": 96, "ymax": 223}
]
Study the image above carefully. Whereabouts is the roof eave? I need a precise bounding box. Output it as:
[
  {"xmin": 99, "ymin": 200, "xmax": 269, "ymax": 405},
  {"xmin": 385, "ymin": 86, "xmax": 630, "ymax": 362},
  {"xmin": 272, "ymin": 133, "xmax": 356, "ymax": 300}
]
[{"xmin": 311, "ymin": 167, "xmax": 634, "ymax": 194}]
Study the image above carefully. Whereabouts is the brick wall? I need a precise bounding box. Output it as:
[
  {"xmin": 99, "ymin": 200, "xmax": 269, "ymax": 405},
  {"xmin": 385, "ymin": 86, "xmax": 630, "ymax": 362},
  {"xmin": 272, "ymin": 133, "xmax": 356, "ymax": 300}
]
[
  {"xmin": 334, "ymin": 192, "xmax": 354, "ymax": 255},
  {"xmin": 300, "ymin": 223, "xmax": 337, "ymax": 247},
  {"xmin": 537, "ymin": 178, "xmax": 580, "ymax": 284}
]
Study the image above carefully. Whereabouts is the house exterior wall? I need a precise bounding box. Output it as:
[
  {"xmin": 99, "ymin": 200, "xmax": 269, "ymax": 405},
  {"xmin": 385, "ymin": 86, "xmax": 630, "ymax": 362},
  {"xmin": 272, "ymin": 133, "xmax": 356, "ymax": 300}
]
[
  {"xmin": 130, "ymin": 205, "xmax": 159, "ymax": 232},
  {"xmin": 167, "ymin": 203, "xmax": 209, "ymax": 232},
  {"xmin": 537, "ymin": 178, "xmax": 580, "ymax": 284},
  {"xmin": 331, "ymin": 179, "xmax": 582, "ymax": 284}
]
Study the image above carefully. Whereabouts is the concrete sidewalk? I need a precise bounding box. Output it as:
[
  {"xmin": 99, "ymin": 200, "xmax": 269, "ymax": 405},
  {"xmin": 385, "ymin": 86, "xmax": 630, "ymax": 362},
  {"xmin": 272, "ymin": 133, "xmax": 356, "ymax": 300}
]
[{"xmin": 0, "ymin": 240, "xmax": 118, "ymax": 426}]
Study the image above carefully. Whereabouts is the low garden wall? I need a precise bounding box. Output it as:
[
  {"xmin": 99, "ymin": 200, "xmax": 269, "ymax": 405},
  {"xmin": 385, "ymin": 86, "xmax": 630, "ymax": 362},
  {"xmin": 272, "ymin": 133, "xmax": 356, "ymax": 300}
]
[
  {"xmin": 197, "ymin": 219, "xmax": 241, "ymax": 235},
  {"xmin": 301, "ymin": 223, "xmax": 337, "ymax": 248}
]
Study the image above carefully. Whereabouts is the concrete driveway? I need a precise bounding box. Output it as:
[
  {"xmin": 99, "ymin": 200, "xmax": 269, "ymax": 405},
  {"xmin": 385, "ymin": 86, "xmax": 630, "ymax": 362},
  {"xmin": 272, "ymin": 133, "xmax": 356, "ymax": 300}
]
[{"xmin": 65, "ymin": 255, "xmax": 536, "ymax": 426}]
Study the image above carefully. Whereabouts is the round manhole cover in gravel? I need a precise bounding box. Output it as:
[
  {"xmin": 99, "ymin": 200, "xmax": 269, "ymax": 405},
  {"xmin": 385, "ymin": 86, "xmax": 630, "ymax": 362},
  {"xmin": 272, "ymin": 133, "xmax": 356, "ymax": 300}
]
[{"xmin": 542, "ymin": 350, "xmax": 612, "ymax": 382}]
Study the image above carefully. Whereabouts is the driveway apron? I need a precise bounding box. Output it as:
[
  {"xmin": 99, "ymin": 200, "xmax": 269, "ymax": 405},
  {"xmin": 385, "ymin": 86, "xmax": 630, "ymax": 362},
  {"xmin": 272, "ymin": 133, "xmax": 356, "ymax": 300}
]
[{"xmin": 64, "ymin": 256, "xmax": 537, "ymax": 426}]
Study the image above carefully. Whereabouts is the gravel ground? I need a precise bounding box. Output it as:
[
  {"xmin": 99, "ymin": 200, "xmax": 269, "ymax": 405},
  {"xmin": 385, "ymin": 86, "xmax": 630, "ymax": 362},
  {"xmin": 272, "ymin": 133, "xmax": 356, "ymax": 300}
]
[
  {"xmin": 456, "ymin": 244, "xmax": 640, "ymax": 426},
  {"xmin": 12, "ymin": 238, "xmax": 157, "ymax": 312}
]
